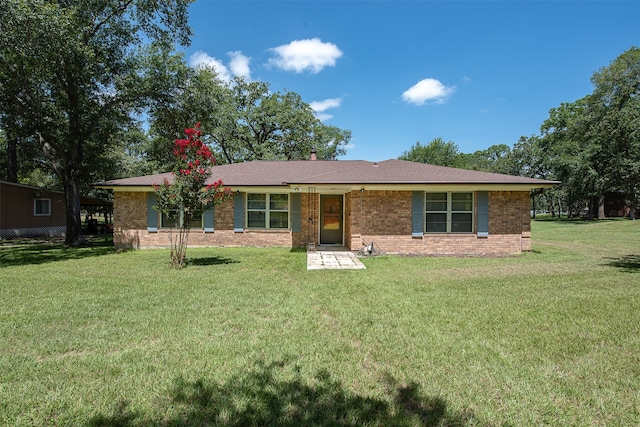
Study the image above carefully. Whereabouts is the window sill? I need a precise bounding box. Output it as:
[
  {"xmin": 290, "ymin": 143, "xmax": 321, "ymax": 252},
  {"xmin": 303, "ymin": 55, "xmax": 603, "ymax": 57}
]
[
  {"xmin": 424, "ymin": 232, "xmax": 475, "ymax": 235},
  {"xmin": 156, "ymin": 228, "xmax": 207, "ymax": 233}
]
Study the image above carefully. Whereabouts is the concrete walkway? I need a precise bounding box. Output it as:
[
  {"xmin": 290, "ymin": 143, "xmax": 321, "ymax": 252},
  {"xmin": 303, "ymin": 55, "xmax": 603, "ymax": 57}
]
[{"xmin": 307, "ymin": 251, "xmax": 366, "ymax": 270}]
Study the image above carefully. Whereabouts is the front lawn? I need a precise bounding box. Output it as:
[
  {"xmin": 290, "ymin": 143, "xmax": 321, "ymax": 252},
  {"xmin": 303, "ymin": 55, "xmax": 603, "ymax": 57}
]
[{"xmin": 1, "ymin": 220, "xmax": 639, "ymax": 425}]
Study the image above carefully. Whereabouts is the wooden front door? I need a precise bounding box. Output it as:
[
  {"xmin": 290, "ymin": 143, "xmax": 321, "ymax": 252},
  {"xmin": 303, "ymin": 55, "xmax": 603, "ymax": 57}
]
[{"xmin": 320, "ymin": 195, "xmax": 343, "ymax": 245}]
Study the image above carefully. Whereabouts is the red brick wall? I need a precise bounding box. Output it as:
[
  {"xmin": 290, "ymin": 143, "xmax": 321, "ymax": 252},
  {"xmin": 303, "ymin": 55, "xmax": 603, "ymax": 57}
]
[
  {"xmin": 292, "ymin": 192, "xmax": 319, "ymax": 248},
  {"xmin": 113, "ymin": 190, "xmax": 532, "ymax": 254},
  {"xmin": 350, "ymin": 190, "xmax": 412, "ymax": 235},
  {"xmin": 351, "ymin": 234, "xmax": 526, "ymax": 255},
  {"xmin": 488, "ymin": 191, "xmax": 531, "ymax": 235},
  {"xmin": 215, "ymin": 196, "xmax": 234, "ymax": 230},
  {"xmin": 113, "ymin": 191, "xmax": 293, "ymax": 249},
  {"xmin": 344, "ymin": 192, "xmax": 352, "ymax": 246},
  {"xmin": 347, "ymin": 190, "xmax": 531, "ymax": 255}
]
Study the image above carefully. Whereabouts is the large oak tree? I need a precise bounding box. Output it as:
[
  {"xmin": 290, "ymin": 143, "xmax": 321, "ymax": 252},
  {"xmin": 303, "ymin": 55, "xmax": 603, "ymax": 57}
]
[
  {"xmin": 0, "ymin": 0, "xmax": 193, "ymax": 245},
  {"xmin": 148, "ymin": 69, "xmax": 351, "ymax": 168},
  {"xmin": 539, "ymin": 47, "xmax": 640, "ymax": 218}
]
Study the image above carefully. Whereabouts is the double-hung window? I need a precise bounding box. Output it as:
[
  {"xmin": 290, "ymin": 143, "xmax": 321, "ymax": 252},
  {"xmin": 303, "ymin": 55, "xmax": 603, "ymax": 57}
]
[
  {"xmin": 247, "ymin": 193, "xmax": 289, "ymax": 229},
  {"xmin": 34, "ymin": 198, "xmax": 51, "ymax": 216},
  {"xmin": 160, "ymin": 210, "xmax": 203, "ymax": 229},
  {"xmin": 426, "ymin": 192, "xmax": 473, "ymax": 233}
]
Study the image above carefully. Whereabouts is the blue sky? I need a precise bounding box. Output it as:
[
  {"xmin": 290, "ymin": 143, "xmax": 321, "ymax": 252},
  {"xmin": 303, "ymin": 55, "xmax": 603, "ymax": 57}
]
[{"xmin": 181, "ymin": 1, "xmax": 639, "ymax": 161}]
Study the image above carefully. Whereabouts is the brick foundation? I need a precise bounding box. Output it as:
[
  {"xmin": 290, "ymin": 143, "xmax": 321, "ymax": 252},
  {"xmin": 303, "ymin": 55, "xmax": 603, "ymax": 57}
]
[{"xmin": 351, "ymin": 234, "xmax": 525, "ymax": 255}]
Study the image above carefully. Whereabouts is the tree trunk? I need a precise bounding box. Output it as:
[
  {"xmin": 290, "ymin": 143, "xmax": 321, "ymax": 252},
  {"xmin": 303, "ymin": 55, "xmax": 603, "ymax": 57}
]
[
  {"xmin": 558, "ymin": 200, "xmax": 563, "ymax": 219},
  {"xmin": 531, "ymin": 194, "xmax": 536, "ymax": 219},
  {"xmin": 6, "ymin": 134, "xmax": 18, "ymax": 183},
  {"xmin": 63, "ymin": 169, "xmax": 88, "ymax": 247},
  {"xmin": 597, "ymin": 194, "xmax": 606, "ymax": 219},
  {"xmin": 7, "ymin": 132, "xmax": 18, "ymax": 182}
]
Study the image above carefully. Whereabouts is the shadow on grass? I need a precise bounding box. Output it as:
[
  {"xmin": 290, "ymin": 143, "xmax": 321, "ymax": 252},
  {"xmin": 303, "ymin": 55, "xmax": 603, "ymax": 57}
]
[
  {"xmin": 188, "ymin": 256, "xmax": 239, "ymax": 266},
  {"xmin": 0, "ymin": 236, "xmax": 116, "ymax": 268},
  {"xmin": 89, "ymin": 359, "xmax": 478, "ymax": 426},
  {"xmin": 603, "ymin": 255, "xmax": 640, "ymax": 273}
]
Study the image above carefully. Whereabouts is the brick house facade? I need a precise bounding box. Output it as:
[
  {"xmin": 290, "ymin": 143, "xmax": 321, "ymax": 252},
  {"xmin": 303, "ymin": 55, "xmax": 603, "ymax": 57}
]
[{"xmin": 100, "ymin": 159, "xmax": 556, "ymax": 255}]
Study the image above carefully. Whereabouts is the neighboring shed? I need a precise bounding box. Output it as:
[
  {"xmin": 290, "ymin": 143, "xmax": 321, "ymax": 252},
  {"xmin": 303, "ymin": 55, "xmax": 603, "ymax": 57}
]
[
  {"xmin": 603, "ymin": 192, "xmax": 638, "ymax": 218},
  {"xmin": 0, "ymin": 181, "xmax": 112, "ymax": 239},
  {"xmin": 97, "ymin": 158, "xmax": 559, "ymax": 255}
]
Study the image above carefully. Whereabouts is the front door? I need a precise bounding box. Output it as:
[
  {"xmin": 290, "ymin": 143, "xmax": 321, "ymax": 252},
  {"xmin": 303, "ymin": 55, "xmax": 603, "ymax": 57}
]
[{"xmin": 320, "ymin": 195, "xmax": 343, "ymax": 245}]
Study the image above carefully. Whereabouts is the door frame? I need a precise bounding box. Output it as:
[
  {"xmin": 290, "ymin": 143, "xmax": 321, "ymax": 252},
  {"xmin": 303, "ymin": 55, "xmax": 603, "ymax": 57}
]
[{"xmin": 319, "ymin": 194, "xmax": 344, "ymax": 246}]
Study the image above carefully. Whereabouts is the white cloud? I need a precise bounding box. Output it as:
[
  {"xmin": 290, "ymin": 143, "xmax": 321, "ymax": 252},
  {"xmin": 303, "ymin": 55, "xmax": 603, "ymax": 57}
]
[
  {"xmin": 310, "ymin": 98, "xmax": 342, "ymax": 111},
  {"xmin": 402, "ymin": 78, "xmax": 456, "ymax": 106},
  {"xmin": 314, "ymin": 113, "xmax": 331, "ymax": 121},
  {"xmin": 269, "ymin": 38, "xmax": 343, "ymax": 74},
  {"xmin": 189, "ymin": 51, "xmax": 232, "ymax": 82},
  {"xmin": 189, "ymin": 50, "xmax": 253, "ymax": 82},
  {"xmin": 310, "ymin": 97, "xmax": 342, "ymax": 121},
  {"xmin": 228, "ymin": 51, "xmax": 251, "ymax": 80}
]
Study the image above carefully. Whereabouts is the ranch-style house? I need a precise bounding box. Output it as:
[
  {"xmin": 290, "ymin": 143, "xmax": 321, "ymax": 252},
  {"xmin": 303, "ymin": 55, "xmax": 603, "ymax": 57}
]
[{"xmin": 97, "ymin": 157, "xmax": 558, "ymax": 255}]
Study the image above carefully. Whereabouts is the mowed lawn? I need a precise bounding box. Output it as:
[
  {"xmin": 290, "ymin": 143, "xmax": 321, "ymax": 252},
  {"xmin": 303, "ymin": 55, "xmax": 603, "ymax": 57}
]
[{"xmin": 1, "ymin": 220, "xmax": 639, "ymax": 426}]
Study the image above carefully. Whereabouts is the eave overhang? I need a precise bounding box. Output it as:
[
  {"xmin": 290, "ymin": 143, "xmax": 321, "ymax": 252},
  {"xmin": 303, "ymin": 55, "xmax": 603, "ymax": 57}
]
[{"xmin": 97, "ymin": 181, "xmax": 558, "ymax": 194}]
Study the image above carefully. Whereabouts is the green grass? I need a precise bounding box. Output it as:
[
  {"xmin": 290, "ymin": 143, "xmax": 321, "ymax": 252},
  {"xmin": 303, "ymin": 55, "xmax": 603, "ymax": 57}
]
[{"xmin": 1, "ymin": 219, "xmax": 639, "ymax": 426}]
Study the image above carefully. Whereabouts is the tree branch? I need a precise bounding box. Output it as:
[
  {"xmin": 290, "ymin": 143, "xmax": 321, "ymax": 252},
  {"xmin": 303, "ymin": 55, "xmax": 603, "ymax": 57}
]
[{"xmin": 84, "ymin": 0, "xmax": 135, "ymax": 41}]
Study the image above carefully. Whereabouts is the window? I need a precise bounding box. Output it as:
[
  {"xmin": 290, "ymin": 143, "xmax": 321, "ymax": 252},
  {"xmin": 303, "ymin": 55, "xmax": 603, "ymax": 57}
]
[
  {"xmin": 247, "ymin": 193, "xmax": 289, "ymax": 229},
  {"xmin": 34, "ymin": 198, "xmax": 51, "ymax": 216},
  {"xmin": 426, "ymin": 192, "xmax": 473, "ymax": 233},
  {"xmin": 160, "ymin": 210, "xmax": 202, "ymax": 229}
]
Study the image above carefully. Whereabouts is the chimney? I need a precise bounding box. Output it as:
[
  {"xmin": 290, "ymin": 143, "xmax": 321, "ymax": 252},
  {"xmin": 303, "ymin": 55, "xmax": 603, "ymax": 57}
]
[{"xmin": 310, "ymin": 148, "xmax": 317, "ymax": 161}]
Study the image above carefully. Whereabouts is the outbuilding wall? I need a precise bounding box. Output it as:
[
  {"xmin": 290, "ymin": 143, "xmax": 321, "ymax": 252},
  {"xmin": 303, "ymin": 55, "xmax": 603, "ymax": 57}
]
[{"xmin": 0, "ymin": 182, "xmax": 67, "ymax": 238}]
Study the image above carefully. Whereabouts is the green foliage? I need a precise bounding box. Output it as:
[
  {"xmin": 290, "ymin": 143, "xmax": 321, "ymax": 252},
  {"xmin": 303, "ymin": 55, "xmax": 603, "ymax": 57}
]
[
  {"xmin": 399, "ymin": 138, "xmax": 534, "ymax": 177},
  {"xmin": 590, "ymin": 46, "xmax": 640, "ymax": 211},
  {"xmin": 154, "ymin": 124, "xmax": 232, "ymax": 268},
  {"xmin": 539, "ymin": 47, "xmax": 640, "ymax": 217},
  {"xmin": 149, "ymin": 70, "xmax": 351, "ymax": 169},
  {"xmin": 0, "ymin": 0, "xmax": 193, "ymax": 245},
  {"xmin": 398, "ymin": 137, "xmax": 464, "ymax": 167}
]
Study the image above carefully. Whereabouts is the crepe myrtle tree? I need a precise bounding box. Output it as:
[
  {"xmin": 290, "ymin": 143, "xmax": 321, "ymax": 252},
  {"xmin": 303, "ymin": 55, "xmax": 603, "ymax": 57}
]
[{"xmin": 154, "ymin": 123, "xmax": 232, "ymax": 268}]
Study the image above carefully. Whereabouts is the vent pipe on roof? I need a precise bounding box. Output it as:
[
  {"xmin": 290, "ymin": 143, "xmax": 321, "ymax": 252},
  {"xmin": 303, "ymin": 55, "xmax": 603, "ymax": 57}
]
[{"xmin": 310, "ymin": 148, "xmax": 317, "ymax": 161}]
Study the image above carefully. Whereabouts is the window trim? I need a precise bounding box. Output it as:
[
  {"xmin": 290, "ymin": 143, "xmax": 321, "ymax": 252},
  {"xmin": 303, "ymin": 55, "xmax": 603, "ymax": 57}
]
[
  {"xmin": 425, "ymin": 192, "xmax": 474, "ymax": 233},
  {"xmin": 246, "ymin": 193, "xmax": 290, "ymax": 229},
  {"xmin": 34, "ymin": 198, "xmax": 51, "ymax": 216}
]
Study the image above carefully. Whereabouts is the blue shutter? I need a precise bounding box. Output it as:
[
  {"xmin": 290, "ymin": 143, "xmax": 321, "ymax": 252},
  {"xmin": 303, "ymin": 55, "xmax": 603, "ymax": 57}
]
[
  {"xmin": 291, "ymin": 193, "xmax": 301, "ymax": 232},
  {"xmin": 147, "ymin": 193, "xmax": 158, "ymax": 232},
  {"xmin": 233, "ymin": 192, "xmax": 245, "ymax": 232},
  {"xmin": 477, "ymin": 191, "xmax": 489, "ymax": 237},
  {"xmin": 204, "ymin": 208, "xmax": 215, "ymax": 233},
  {"xmin": 411, "ymin": 191, "xmax": 424, "ymax": 237}
]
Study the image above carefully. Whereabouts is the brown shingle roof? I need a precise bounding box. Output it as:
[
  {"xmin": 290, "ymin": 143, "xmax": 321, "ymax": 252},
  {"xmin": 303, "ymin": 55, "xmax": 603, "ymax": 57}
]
[{"xmin": 97, "ymin": 159, "xmax": 559, "ymax": 188}]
